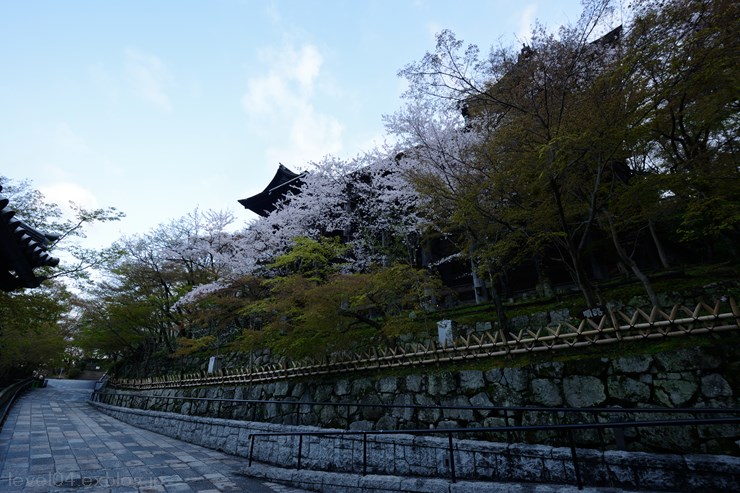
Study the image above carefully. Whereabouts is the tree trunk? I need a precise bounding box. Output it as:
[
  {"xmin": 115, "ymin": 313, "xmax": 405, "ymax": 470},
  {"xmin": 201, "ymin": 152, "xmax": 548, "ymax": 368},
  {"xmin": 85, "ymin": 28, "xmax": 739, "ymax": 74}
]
[
  {"xmin": 469, "ymin": 243, "xmax": 489, "ymax": 304},
  {"xmin": 648, "ymin": 219, "xmax": 671, "ymax": 269},
  {"xmin": 470, "ymin": 261, "xmax": 489, "ymax": 304},
  {"xmin": 608, "ymin": 216, "xmax": 661, "ymax": 308},
  {"xmin": 488, "ymin": 271, "xmax": 508, "ymax": 334},
  {"xmin": 573, "ymin": 253, "xmax": 600, "ymax": 308},
  {"xmin": 549, "ymin": 176, "xmax": 600, "ymax": 309}
]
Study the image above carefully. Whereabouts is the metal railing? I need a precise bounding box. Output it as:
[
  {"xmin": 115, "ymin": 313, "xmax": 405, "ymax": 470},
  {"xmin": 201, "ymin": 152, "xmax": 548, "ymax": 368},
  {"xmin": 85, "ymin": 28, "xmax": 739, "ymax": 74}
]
[
  {"xmin": 0, "ymin": 378, "xmax": 35, "ymax": 431},
  {"xmin": 246, "ymin": 415, "xmax": 740, "ymax": 490},
  {"xmin": 92, "ymin": 389, "xmax": 740, "ymax": 489}
]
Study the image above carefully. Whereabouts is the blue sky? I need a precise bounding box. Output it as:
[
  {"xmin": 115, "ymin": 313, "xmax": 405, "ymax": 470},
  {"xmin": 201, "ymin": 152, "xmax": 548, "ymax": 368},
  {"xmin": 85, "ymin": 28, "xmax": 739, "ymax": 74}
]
[{"xmin": 0, "ymin": 0, "xmax": 584, "ymax": 247}]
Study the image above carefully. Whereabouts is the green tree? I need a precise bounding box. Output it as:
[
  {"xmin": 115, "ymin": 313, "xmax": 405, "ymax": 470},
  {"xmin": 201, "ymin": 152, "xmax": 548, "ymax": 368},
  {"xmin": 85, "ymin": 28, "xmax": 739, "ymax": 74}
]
[
  {"xmin": 0, "ymin": 176, "xmax": 123, "ymax": 381},
  {"xmin": 0, "ymin": 282, "xmax": 71, "ymax": 383},
  {"xmin": 627, "ymin": 0, "xmax": 739, "ymax": 258},
  {"xmin": 232, "ymin": 237, "xmax": 441, "ymax": 360}
]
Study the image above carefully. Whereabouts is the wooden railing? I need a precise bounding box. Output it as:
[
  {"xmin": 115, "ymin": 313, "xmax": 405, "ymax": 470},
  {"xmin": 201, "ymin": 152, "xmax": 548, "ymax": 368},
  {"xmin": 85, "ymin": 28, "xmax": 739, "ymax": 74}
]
[{"xmin": 110, "ymin": 298, "xmax": 740, "ymax": 390}]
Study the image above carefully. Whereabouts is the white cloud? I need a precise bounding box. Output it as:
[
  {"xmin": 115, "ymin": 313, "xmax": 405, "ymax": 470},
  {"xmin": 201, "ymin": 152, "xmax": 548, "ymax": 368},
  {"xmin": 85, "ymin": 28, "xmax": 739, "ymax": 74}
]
[
  {"xmin": 241, "ymin": 43, "xmax": 344, "ymax": 166},
  {"xmin": 518, "ymin": 4, "xmax": 538, "ymax": 42},
  {"xmin": 125, "ymin": 48, "xmax": 172, "ymax": 111},
  {"xmin": 39, "ymin": 182, "xmax": 99, "ymax": 216}
]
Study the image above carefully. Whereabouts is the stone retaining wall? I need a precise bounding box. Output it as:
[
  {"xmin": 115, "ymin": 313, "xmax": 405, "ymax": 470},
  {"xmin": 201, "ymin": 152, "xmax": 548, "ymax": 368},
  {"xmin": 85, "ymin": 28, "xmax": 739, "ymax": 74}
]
[
  {"xmin": 90, "ymin": 401, "xmax": 740, "ymax": 492},
  {"xmin": 105, "ymin": 344, "xmax": 739, "ymax": 455}
]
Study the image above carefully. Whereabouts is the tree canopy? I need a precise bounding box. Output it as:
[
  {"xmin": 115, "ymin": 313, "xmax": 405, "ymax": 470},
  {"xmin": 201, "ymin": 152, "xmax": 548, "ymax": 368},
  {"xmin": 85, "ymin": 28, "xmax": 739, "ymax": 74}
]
[{"xmin": 11, "ymin": 0, "xmax": 737, "ymax": 372}]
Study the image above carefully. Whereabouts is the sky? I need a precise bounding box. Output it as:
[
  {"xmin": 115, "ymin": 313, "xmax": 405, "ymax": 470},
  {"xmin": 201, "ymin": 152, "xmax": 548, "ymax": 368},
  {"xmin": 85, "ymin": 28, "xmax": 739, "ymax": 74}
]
[{"xmin": 0, "ymin": 0, "xmax": 585, "ymax": 248}]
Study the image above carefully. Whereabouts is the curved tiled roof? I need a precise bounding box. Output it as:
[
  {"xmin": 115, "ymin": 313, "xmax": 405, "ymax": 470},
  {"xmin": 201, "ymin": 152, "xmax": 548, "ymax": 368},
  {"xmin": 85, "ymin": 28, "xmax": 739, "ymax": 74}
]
[
  {"xmin": 237, "ymin": 164, "xmax": 306, "ymax": 217},
  {"xmin": 0, "ymin": 186, "xmax": 60, "ymax": 291}
]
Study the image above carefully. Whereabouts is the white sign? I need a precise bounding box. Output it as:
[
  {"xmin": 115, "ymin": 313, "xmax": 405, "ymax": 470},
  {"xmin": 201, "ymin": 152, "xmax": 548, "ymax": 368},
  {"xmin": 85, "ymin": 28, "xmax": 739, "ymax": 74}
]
[
  {"xmin": 437, "ymin": 319, "xmax": 453, "ymax": 347},
  {"xmin": 208, "ymin": 356, "xmax": 222, "ymax": 374}
]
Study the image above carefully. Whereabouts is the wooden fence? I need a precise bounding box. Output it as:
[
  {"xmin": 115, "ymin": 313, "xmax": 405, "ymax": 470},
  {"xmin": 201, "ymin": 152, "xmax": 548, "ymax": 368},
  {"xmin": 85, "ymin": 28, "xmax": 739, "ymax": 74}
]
[{"xmin": 109, "ymin": 298, "xmax": 740, "ymax": 390}]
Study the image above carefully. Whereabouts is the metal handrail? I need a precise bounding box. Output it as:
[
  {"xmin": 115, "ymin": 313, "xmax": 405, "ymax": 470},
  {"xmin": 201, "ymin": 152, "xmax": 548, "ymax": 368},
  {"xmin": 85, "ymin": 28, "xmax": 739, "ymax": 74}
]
[
  {"xmin": 0, "ymin": 378, "xmax": 35, "ymax": 430},
  {"xmin": 247, "ymin": 416, "xmax": 740, "ymax": 490},
  {"xmin": 91, "ymin": 390, "xmax": 740, "ymax": 490}
]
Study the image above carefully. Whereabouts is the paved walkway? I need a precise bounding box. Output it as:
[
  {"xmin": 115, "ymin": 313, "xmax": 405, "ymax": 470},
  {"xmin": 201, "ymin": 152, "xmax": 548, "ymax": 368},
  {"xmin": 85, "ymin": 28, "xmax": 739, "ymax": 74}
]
[{"xmin": 0, "ymin": 380, "xmax": 308, "ymax": 493}]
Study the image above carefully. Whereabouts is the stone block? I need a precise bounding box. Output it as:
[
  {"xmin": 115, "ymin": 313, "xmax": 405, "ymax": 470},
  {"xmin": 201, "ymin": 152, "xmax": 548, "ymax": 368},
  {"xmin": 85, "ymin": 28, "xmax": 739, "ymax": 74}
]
[
  {"xmin": 469, "ymin": 392, "xmax": 494, "ymax": 417},
  {"xmin": 360, "ymin": 394, "xmax": 384, "ymax": 421},
  {"xmin": 563, "ymin": 375, "xmax": 606, "ymax": 407},
  {"xmin": 459, "ymin": 371, "xmax": 485, "ymax": 393},
  {"xmin": 290, "ymin": 382, "xmax": 305, "ymax": 398},
  {"xmin": 376, "ymin": 415, "xmax": 397, "ymax": 431},
  {"xmin": 273, "ymin": 381, "xmax": 289, "ymax": 397},
  {"xmin": 314, "ymin": 384, "xmax": 333, "ymax": 402},
  {"xmin": 405, "ymin": 375, "xmax": 423, "ymax": 393},
  {"xmin": 654, "ymin": 377, "xmax": 698, "ymax": 407},
  {"xmin": 484, "ymin": 368, "xmax": 503, "ymax": 383},
  {"xmin": 701, "ymin": 374, "xmax": 732, "ymax": 398},
  {"xmin": 351, "ymin": 378, "xmax": 372, "ymax": 395},
  {"xmin": 441, "ymin": 396, "xmax": 474, "ymax": 421},
  {"xmin": 391, "ymin": 394, "xmax": 414, "ymax": 422},
  {"xmin": 377, "ymin": 377, "xmax": 398, "ymax": 394},
  {"xmin": 612, "ymin": 354, "xmax": 652, "ymax": 374},
  {"xmin": 502, "ymin": 367, "xmax": 528, "ymax": 392},
  {"xmin": 608, "ymin": 376, "xmax": 650, "ymax": 402},
  {"xmin": 530, "ymin": 379, "xmax": 563, "ymax": 406},
  {"xmin": 549, "ymin": 308, "xmax": 571, "ymax": 324},
  {"xmin": 334, "ymin": 379, "xmax": 350, "ymax": 396},
  {"xmin": 427, "ymin": 372, "xmax": 456, "ymax": 396},
  {"xmin": 416, "ymin": 395, "xmax": 442, "ymax": 424},
  {"xmin": 349, "ymin": 420, "xmax": 373, "ymax": 431}
]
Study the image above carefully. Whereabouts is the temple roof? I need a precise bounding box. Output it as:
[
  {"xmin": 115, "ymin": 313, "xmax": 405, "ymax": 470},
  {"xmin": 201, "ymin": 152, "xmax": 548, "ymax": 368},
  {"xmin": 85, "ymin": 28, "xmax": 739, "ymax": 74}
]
[
  {"xmin": 0, "ymin": 186, "xmax": 60, "ymax": 291},
  {"xmin": 238, "ymin": 164, "xmax": 306, "ymax": 217}
]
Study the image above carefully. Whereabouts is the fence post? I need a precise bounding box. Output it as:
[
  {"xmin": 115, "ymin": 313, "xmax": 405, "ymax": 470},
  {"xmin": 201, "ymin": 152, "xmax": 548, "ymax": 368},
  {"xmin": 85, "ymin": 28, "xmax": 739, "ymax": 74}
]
[
  {"xmin": 503, "ymin": 409, "xmax": 512, "ymax": 444},
  {"xmin": 448, "ymin": 432, "xmax": 456, "ymax": 483},
  {"xmin": 612, "ymin": 418, "xmax": 626, "ymax": 450},
  {"xmin": 592, "ymin": 411, "xmax": 605, "ymax": 447},
  {"xmin": 297, "ymin": 435, "xmax": 303, "ymax": 470},
  {"xmin": 568, "ymin": 430, "xmax": 583, "ymax": 490},
  {"xmin": 248, "ymin": 436, "xmax": 255, "ymax": 467},
  {"xmin": 363, "ymin": 433, "xmax": 367, "ymax": 476}
]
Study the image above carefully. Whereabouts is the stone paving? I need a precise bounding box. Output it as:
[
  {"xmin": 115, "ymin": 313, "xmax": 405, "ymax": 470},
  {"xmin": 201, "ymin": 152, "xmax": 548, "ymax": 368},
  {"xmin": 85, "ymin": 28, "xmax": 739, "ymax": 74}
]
[{"xmin": 0, "ymin": 380, "xmax": 309, "ymax": 493}]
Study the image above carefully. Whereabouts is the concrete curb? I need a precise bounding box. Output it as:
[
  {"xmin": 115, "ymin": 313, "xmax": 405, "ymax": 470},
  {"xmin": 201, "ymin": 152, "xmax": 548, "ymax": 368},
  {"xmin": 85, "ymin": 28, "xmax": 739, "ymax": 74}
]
[{"xmin": 241, "ymin": 463, "xmax": 655, "ymax": 493}]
